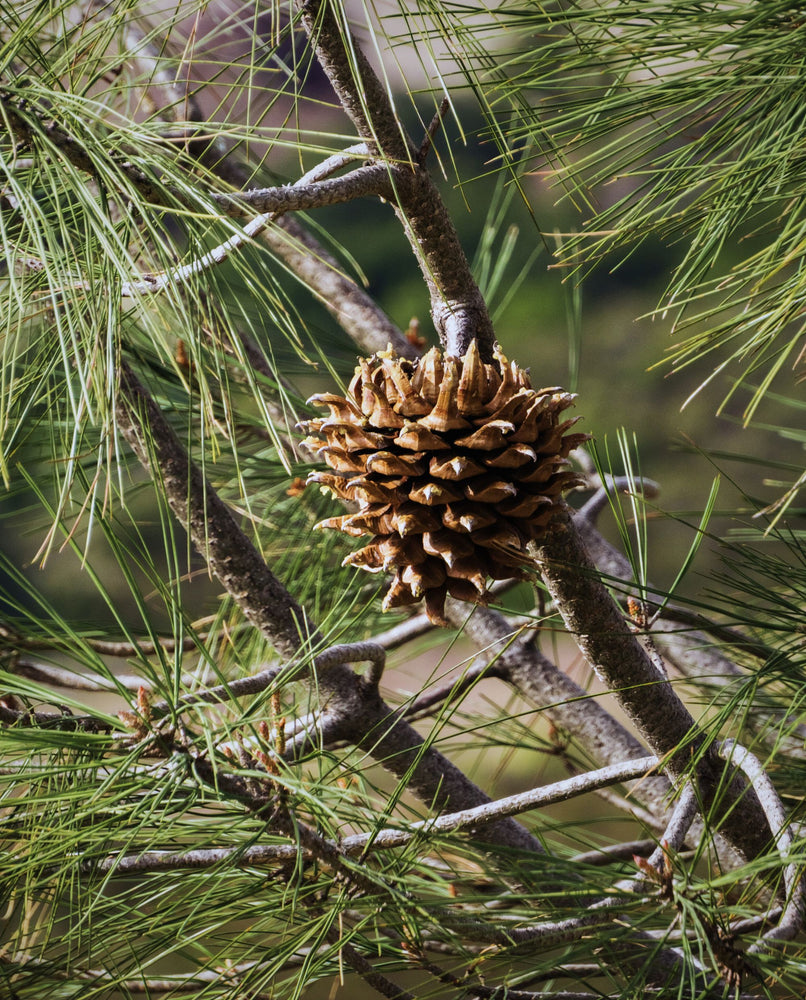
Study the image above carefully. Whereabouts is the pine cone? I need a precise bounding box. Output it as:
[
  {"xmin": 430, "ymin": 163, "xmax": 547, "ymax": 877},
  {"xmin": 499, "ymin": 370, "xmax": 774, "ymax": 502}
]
[{"xmin": 301, "ymin": 341, "xmax": 588, "ymax": 626}]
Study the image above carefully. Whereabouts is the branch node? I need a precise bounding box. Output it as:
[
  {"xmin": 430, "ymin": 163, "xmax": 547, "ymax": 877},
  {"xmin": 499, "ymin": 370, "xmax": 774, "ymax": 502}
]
[{"xmin": 418, "ymin": 98, "xmax": 450, "ymax": 165}]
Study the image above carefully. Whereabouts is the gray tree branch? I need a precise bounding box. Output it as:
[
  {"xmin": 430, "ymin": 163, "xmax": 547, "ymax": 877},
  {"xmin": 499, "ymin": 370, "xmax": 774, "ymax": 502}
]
[
  {"xmin": 721, "ymin": 740, "xmax": 805, "ymax": 950},
  {"xmin": 534, "ymin": 505, "xmax": 772, "ymax": 863},
  {"xmin": 114, "ymin": 358, "xmax": 542, "ymax": 855},
  {"xmin": 0, "ymin": 89, "xmax": 414, "ymax": 362},
  {"xmin": 448, "ymin": 602, "xmax": 676, "ymax": 820},
  {"xmin": 95, "ymin": 755, "xmax": 658, "ymax": 875},
  {"xmin": 294, "ymin": 0, "xmax": 495, "ymax": 359},
  {"xmin": 573, "ymin": 507, "xmax": 806, "ymax": 752}
]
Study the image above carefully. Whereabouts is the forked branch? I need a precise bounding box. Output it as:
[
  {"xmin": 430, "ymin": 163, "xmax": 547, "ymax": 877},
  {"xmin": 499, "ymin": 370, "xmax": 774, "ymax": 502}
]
[{"xmin": 114, "ymin": 359, "xmax": 542, "ymax": 854}]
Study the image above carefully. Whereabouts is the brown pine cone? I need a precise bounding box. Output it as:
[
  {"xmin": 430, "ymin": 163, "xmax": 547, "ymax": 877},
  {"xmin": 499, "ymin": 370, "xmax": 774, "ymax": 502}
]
[{"xmin": 301, "ymin": 340, "xmax": 587, "ymax": 625}]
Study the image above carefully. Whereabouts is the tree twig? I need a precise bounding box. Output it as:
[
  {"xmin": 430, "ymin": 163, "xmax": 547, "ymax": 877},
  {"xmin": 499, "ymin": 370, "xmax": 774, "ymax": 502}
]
[
  {"xmin": 448, "ymin": 601, "xmax": 676, "ymax": 822},
  {"xmin": 117, "ymin": 163, "xmax": 390, "ymax": 298},
  {"xmin": 572, "ymin": 839, "xmax": 659, "ymax": 866},
  {"xmin": 417, "ymin": 97, "xmax": 450, "ymax": 164},
  {"xmin": 11, "ymin": 658, "xmax": 194, "ymax": 694},
  {"xmin": 720, "ymin": 740, "xmax": 806, "ymax": 950},
  {"xmin": 145, "ymin": 641, "xmax": 385, "ymax": 719},
  {"xmin": 91, "ymin": 755, "xmax": 659, "ymax": 875},
  {"xmin": 0, "ymin": 87, "xmax": 414, "ymax": 362}
]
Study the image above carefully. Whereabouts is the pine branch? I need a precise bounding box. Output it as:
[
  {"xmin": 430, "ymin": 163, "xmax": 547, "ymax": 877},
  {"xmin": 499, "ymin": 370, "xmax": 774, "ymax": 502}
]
[
  {"xmin": 112, "ymin": 166, "xmax": 392, "ymax": 298},
  {"xmin": 326, "ymin": 931, "xmax": 416, "ymax": 1000},
  {"xmin": 116, "ymin": 360, "xmax": 314, "ymax": 660},
  {"xmin": 12, "ymin": 658, "xmax": 181, "ymax": 693},
  {"xmin": 90, "ymin": 755, "xmax": 659, "ymax": 875},
  {"xmin": 0, "ymin": 704, "xmax": 113, "ymax": 731},
  {"xmin": 534, "ymin": 506, "xmax": 773, "ymax": 864},
  {"xmin": 295, "ymin": 0, "xmax": 495, "ymax": 359},
  {"xmin": 573, "ymin": 507, "xmax": 806, "ymax": 751},
  {"xmin": 139, "ymin": 0, "xmax": 416, "ymax": 361},
  {"xmin": 722, "ymin": 740, "xmax": 806, "ymax": 950},
  {"xmin": 77, "ymin": 0, "xmax": 416, "ymax": 362},
  {"xmin": 113, "ymin": 358, "xmax": 543, "ymax": 855},
  {"xmin": 214, "ymin": 165, "xmax": 389, "ymax": 217},
  {"xmin": 201, "ymin": 150, "xmax": 416, "ymax": 359},
  {"xmin": 0, "ymin": 88, "xmax": 412, "ymax": 362},
  {"xmin": 146, "ymin": 641, "xmax": 384, "ymax": 719},
  {"xmin": 448, "ymin": 605, "xmax": 696, "ymax": 837}
]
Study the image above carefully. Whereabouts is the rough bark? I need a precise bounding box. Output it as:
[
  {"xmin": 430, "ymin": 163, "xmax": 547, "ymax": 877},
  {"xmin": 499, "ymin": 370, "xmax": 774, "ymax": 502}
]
[
  {"xmin": 115, "ymin": 358, "xmax": 543, "ymax": 854},
  {"xmin": 294, "ymin": 0, "xmax": 495, "ymax": 359},
  {"xmin": 535, "ymin": 505, "xmax": 773, "ymax": 862}
]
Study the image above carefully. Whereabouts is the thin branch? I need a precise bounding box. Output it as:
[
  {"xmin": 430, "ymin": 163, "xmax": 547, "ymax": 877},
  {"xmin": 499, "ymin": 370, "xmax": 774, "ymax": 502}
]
[
  {"xmin": 730, "ymin": 908, "xmax": 784, "ymax": 936},
  {"xmin": 200, "ymin": 130, "xmax": 413, "ymax": 359},
  {"xmin": 0, "ymin": 704, "xmax": 114, "ymax": 731},
  {"xmin": 108, "ymin": 1, "xmax": 412, "ymax": 362},
  {"xmin": 0, "ymin": 627, "xmax": 207, "ymax": 657},
  {"xmin": 92, "ymin": 840, "xmax": 298, "ymax": 875},
  {"xmin": 69, "ymin": 957, "xmax": 311, "ymax": 992},
  {"xmin": 648, "ymin": 781, "xmax": 699, "ymax": 861},
  {"xmin": 615, "ymin": 783, "xmax": 699, "ymax": 895},
  {"xmin": 0, "ymin": 71, "xmax": 426, "ymax": 363},
  {"xmin": 423, "ymin": 992, "xmax": 740, "ymax": 1000},
  {"xmin": 720, "ymin": 740, "xmax": 806, "ymax": 949},
  {"xmin": 0, "ymin": 90, "xmax": 168, "ymax": 203},
  {"xmin": 0, "ymin": 87, "xmax": 413, "ymax": 362},
  {"xmin": 213, "ymin": 163, "xmax": 387, "ymax": 216},
  {"xmin": 501, "ymin": 907, "xmax": 706, "ymax": 988},
  {"xmin": 327, "ymin": 929, "xmax": 416, "ymax": 1000},
  {"xmin": 146, "ymin": 641, "xmax": 384, "ymax": 719},
  {"xmin": 12, "ymin": 659, "xmax": 162, "ymax": 694},
  {"xmin": 572, "ymin": 839, "xmax": 659, "ymax": 866},
  {"xmin": 474, "ymin": 990, "xmax": 764, "ymax": 1000},
  {"xmin": 343, "ymin": 755, "xmax": 660, "ymax": 850},
  {"xmin": 418, "ymin": 97, "xmax": 450, "ymax": 164},
  {"xmin": 116, "ymin": 359, "xmax": 318, "ymax": 660},
  {"xmin": 92, "ymin": 756, "xmax": 659, "ymax": 875},
  {"xmin": 295, "ymin": 144, "xmax": 369, "ymax": 184},
  {"xmin": 448, "ymin": 601, "xmax": 676, "ymax": 821},
  {"xmin": 116, "ymin": 166, "xmax": 391, "ymax": 297}
]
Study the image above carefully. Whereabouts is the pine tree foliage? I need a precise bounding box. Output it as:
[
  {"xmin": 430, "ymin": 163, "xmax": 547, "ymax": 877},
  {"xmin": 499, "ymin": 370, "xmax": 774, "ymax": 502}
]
[
  {"xmin": 1, "ymin": 3, "xmax": 806, "ymax": 999},
  {"xmin": 409, "ymin": 1, "xmax": 806, "ymax": 423}
]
